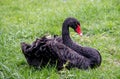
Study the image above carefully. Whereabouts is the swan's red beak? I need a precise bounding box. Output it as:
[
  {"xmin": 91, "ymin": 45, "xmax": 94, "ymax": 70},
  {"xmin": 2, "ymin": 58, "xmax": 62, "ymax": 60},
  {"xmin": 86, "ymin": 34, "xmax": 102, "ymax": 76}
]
[{"xmin": 76, "ymin": 25, "xmax": 82, "ymax": 36}]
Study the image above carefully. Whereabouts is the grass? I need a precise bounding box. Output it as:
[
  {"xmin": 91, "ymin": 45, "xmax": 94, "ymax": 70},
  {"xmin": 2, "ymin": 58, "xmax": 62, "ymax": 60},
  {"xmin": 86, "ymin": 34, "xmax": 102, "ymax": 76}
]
[{"xmin": 0, "ymin": 0, "xmax": 120, "ymax": 79}]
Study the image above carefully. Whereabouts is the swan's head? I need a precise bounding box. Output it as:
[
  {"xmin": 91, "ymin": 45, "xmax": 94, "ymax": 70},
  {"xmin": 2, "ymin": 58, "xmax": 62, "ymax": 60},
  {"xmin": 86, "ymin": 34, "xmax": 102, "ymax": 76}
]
[{"xmin": 64, "ymin": 17, "xmax": 83, "ymax": 36}]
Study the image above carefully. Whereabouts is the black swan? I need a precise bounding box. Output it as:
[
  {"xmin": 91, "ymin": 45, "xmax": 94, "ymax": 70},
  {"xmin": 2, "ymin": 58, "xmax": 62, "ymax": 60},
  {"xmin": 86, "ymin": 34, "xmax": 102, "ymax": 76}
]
[{"xmin": 21, "ymin": 17, "xmax": 101, "ymax": 70}]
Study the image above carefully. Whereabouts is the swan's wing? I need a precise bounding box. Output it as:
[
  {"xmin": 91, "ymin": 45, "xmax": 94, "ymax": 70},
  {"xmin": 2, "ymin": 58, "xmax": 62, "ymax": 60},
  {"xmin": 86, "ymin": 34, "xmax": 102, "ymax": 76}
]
[{"xmin": 46, "ymin": 39, "xmax": 91, "ymax": 70}]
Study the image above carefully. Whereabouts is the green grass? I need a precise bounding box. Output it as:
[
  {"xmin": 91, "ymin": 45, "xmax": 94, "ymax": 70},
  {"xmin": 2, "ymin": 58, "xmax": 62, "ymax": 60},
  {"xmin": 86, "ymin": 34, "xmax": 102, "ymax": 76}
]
[{"xmin": 0, "ymin": 0, "xmax": 120, "ymax": 79}]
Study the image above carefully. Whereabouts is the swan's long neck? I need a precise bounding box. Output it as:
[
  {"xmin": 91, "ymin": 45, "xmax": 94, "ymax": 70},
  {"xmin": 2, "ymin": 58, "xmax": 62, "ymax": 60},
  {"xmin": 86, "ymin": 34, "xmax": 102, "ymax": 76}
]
[
  {"xmin": 62, "ymin": 22, "xmax": 82, "ymax": 52},
  {"xmin": 62, "ymin": 23, "xmax": 73, "ymax": 47}
]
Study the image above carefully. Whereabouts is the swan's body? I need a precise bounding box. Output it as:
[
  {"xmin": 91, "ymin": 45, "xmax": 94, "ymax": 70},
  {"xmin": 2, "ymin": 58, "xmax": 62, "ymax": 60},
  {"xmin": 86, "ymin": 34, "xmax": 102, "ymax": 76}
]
[
  {"xmin": 21, "ymin": 17, "xmax": 101, "ymax": 70},
  {"xmin": 21, "ymin": 37, "xmax": 93, "ymax": 70}
]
